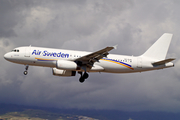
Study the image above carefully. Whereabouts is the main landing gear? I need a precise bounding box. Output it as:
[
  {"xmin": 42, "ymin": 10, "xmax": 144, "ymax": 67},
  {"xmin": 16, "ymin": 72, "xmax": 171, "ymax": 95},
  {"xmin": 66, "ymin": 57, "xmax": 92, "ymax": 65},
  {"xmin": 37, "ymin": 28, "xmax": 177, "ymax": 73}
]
[
  {"xmin": 78, "ymin": 72, "xmax": 89, "ymax": 83},
  {"xmin": 23, "ymin": 65, "xmax": 29, "ymax": 75}
]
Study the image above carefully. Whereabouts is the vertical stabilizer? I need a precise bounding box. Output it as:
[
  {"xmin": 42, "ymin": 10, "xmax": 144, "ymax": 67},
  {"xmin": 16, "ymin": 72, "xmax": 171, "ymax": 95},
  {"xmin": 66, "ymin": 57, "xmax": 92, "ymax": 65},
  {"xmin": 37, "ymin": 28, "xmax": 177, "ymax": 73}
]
[{"xmin": 142, "ymin": 33, "xmax": 173, "ymax": 60}]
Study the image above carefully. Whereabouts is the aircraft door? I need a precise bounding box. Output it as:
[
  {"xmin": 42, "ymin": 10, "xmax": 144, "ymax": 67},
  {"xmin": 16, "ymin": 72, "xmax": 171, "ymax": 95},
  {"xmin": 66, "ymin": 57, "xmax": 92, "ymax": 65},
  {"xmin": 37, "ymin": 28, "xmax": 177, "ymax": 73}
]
[
  {"xmin": 137, "ymin": 57, "xmax": 142, "ymax": 68},
  {"xmin": 25, "ymin": 47, "xmax": 31, "ymax": 57}
]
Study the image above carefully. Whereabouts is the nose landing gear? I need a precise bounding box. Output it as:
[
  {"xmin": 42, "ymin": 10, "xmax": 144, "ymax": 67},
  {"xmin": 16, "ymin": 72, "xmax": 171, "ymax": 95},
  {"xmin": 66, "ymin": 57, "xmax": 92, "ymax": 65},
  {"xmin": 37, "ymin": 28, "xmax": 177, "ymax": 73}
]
[
  {"xmin": 23, "ymin": 65, "xmax": 29, "ymax": 75},
  {"xmin": 78, "ymin": 72, "xmax": 89, "ymax": 83}
]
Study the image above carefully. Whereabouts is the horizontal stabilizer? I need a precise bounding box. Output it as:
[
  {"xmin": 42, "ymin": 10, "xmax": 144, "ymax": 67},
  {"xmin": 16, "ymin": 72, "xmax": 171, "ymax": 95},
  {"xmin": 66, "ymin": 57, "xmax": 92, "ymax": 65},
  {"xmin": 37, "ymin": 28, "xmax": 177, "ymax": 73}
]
[{"xmin": 152, "ymin": 58, "xmax": 175, "ymax": 66}]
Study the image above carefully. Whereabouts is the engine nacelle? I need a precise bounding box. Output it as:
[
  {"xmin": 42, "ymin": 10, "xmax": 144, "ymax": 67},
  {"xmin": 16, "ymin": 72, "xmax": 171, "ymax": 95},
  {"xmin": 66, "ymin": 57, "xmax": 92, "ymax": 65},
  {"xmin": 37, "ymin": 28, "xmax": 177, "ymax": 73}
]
[
  {"xmin": 52, "ymin": 68, "xmax": 76, "ymax": 76},
  {"xmin": 56, "ymin": 60, "xmax": 77, "ymax": 70}
]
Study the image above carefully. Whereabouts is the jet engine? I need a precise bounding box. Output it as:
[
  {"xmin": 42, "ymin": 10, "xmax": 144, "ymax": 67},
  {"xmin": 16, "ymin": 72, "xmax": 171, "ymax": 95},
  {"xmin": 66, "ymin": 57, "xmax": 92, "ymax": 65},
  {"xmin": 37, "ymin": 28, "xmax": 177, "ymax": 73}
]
[
  {"xmin": 52, "ymin": 68, "xmax": 76, "ymax": 76},
  {"xmin": 56, "ymin": 60, "xmax": 77, "ymax": 70}
]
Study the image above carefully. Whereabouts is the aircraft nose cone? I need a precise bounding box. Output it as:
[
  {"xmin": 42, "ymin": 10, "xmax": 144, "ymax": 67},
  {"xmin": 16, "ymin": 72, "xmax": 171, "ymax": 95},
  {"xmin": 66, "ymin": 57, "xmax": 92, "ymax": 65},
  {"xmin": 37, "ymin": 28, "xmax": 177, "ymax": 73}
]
[
  {"xmin": 4, "ymin": 53, "xmax": 8, "ymax": 60},
  {"xmin": 4, "ymin": 53, "xmax": 11, "ymax": 60}
]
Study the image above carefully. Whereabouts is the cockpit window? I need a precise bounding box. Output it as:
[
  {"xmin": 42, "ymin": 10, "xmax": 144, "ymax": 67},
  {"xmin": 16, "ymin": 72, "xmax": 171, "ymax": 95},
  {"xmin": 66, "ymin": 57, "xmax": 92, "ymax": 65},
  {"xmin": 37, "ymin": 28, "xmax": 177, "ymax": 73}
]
[{"xmin": 12, "ymin": 49, "xmax": 19, "ymax": 52}]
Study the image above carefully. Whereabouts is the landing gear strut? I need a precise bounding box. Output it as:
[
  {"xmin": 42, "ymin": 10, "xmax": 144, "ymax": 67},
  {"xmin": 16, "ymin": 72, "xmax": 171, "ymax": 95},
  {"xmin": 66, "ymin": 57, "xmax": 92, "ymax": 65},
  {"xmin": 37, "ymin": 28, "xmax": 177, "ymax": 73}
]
[
  {"xmin": 78, "ymin": 72, "xmax": 89, "ymax": 83},
  {"xmin": 24, "ymin": 65, "xmax": 29, "ymax": 75}
]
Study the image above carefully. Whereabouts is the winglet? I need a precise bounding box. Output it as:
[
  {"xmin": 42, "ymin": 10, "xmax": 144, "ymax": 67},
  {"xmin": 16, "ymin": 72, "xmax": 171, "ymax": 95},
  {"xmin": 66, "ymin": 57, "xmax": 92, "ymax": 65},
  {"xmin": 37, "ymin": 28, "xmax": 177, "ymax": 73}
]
[{"xmin": 113, "ymin": 45, "xmax": 118, "ymax": 49}]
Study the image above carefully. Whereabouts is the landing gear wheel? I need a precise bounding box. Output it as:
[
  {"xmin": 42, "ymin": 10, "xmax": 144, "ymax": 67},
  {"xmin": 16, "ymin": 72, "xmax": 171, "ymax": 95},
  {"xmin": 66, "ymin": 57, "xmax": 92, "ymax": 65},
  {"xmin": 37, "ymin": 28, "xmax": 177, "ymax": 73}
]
[
  {"xmin": 78, "ymin": 72, "xmax": 89, "ymax": 83},
  {"xmin": 79, "ymin": 77, "xmax": 85, "ymax": 83},
  {"xmin": 24, "ymin": 71, "xmax": 28, "ymax": 75},
  {"xmin": 24, "ymin": 65, "xmax": 29, "ymax": 75},
  {"xmin": 83, "ymin": 72, "xmax": 89, "ymax": 79}
]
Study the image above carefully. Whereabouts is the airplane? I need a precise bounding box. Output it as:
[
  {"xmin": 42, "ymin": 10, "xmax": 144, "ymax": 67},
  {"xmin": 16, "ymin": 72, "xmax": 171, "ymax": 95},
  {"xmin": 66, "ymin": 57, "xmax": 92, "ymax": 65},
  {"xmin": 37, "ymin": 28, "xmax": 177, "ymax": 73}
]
[{"xmin": 4, "ymin": 33, "xmax": 175, "ymax": 83}]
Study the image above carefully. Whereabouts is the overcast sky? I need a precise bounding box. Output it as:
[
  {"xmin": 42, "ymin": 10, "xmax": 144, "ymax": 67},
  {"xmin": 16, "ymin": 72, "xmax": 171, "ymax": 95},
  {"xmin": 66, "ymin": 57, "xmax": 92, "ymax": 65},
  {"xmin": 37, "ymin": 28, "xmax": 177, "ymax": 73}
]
[{"xmin": 1, "ymin": 0, "xmax": 180, "ymax": 112}]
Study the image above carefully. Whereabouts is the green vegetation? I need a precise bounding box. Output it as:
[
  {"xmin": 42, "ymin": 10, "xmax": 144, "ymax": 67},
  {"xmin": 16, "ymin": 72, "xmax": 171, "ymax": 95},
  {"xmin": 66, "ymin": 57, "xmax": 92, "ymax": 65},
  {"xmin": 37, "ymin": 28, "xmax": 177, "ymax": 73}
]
[{"xmin": 0, "ymin": 109, "xmax": 97, "ymax": 120}]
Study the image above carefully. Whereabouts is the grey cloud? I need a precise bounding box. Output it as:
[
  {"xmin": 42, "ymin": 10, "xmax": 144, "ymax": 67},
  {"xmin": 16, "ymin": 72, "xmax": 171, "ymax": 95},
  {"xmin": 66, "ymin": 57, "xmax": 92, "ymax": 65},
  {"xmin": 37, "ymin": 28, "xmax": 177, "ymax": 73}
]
[
  {"xmin": 1, "ymin": 0, "xmax": 180, "ymax": 112},
  {"xmin": 0, "ymin": 0, "xmax": 35, "ymax": 38}
]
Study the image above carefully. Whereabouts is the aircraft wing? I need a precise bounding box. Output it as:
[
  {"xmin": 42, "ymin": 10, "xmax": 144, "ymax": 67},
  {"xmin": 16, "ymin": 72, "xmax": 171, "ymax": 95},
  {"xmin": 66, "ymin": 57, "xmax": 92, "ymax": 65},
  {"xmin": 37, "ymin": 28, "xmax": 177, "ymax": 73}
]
[{"xmin": 74, "ymin": 45, "xmax": 117, "ymax": 69}]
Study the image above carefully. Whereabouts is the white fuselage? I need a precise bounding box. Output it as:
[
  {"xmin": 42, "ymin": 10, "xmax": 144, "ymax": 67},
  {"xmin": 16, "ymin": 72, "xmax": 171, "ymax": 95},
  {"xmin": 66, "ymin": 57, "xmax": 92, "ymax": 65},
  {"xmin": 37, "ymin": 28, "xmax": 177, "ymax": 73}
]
[{"xmin": 4, "ymin": 46, "xmax": 174, "ymax": 73}]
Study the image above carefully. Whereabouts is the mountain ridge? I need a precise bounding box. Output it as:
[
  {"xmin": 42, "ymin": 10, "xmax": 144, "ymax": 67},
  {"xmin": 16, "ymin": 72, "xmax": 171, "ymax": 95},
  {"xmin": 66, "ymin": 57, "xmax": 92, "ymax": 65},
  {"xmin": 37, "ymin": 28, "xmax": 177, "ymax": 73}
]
[{"xmin": 0, "ymin": 103, "xmax": 180, "ymax": 120}]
